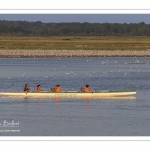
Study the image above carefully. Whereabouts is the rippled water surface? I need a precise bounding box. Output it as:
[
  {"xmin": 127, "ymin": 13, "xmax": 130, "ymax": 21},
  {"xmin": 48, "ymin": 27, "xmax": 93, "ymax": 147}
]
[{"xmin": 0, "ymin": 57, "xmax": 150, "ymax": 136}]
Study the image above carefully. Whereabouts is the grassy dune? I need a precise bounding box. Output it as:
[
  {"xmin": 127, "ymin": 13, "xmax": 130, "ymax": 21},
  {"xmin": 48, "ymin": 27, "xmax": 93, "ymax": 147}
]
[{"xmin": 0, "ymin": 36, "xmax": 150, "ymax": 50}]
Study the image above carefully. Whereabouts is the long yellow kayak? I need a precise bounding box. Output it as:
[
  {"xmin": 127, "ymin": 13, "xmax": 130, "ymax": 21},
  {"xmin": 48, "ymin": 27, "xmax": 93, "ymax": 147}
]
[{"xmin": 0, "ymin": 90, "xmax": 136, "ymax": 98}]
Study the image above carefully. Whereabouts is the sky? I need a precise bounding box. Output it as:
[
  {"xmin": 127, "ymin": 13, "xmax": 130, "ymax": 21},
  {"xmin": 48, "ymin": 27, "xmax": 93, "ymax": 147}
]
[
  {"xmin": 0, "ymin": 14, "xmax": 150, "ymax": 24},
  {"xmin": 0, "ymin": 0, "xmax": 150, "ymax": 24}
]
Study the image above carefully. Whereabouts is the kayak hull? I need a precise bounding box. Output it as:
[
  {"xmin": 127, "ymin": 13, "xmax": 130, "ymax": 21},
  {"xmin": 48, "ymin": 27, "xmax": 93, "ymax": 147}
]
[{"xmin": 0, "ymin": 90, "xmax": 136, "ymax": 97}]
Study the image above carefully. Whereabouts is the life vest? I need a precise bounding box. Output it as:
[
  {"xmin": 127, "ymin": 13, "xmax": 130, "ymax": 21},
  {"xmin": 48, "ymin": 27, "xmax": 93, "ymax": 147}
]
[
  {"xmin": 24, "ymin": 85, "xmax": 29, "ymax": 92},
  {"xmin": 83, "ymin": 86, "xmax": 90, "ymax": 92},
  {"xmin": 53, "ymin": 86, "xmax": 61, "ymax": 92},
  {"xmin": 24, "ymin": 88, "xmax": 29, "ymax": 92}
]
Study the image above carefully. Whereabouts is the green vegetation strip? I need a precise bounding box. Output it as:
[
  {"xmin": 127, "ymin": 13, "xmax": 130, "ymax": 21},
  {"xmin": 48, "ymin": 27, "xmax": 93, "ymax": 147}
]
[
  {"xmin": 108, "ymin": 90, "xmax": 136, "ymax": 93},
  {"xmin": 0, "ymin": 36, "xmax": 150, "ymax": 50}
]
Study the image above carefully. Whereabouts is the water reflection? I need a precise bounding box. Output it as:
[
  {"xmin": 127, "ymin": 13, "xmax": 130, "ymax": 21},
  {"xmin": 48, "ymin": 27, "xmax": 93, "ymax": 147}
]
[{"xmin": 20, "ymin": 96, "xmax": 136, "ymax": 101}]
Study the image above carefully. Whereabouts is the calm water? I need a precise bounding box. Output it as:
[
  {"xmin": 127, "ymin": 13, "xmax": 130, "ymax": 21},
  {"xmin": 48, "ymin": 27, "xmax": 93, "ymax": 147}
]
[{"xmin": 0, "ymin": 57, "xmax": 150, "ymax": 136}]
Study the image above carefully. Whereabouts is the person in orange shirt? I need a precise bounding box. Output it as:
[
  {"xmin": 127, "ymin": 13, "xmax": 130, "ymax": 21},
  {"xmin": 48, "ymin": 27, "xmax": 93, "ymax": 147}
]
[
  {"xmin": 51, "ymin": 85, "xmax": 62, "ymax": 92},
  {"xmin": 80, "ymin": 85, "xmax": 91, "ymax": 92},
  {"xmin": 36, "ymin": 85, "xmax": 42, "ymax": 92}
]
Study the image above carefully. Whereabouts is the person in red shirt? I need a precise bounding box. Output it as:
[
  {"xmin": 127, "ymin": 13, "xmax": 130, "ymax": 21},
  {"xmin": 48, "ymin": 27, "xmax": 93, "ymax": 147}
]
[
  {"xmin": 80, "ymin": 85, "xmax": 91, "ymax": 92},
  {"xmin": 51, "ymin": 85, "xmax": 62, "ymax": 92},
  {"xmin": 36, "ymin": 85, "xmax": 42, "ymax": 92}
]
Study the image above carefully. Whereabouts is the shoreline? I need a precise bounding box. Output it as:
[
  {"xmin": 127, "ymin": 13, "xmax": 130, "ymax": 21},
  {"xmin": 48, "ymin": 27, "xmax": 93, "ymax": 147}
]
[{"xmin": 1, "ymin": 50, "xmax": 150, "ymax": 58}]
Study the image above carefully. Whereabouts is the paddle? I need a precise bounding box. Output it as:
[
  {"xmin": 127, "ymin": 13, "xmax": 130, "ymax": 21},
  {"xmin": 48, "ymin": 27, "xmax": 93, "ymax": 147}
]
[{"xmin": 24, "ymin": 90, "xmax": 28, "ymax": 96}]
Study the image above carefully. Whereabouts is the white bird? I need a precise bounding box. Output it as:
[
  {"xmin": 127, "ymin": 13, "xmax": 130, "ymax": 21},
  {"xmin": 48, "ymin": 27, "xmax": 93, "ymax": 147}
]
[{"xmin": 103, "ymin": 72, "xmax": 107, "ymax": 74}]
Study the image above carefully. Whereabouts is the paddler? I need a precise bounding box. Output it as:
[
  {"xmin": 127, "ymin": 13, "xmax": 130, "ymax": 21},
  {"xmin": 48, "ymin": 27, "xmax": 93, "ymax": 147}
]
[
  {"xmin": 23, "ymin": 84, "xmax": 30, "ymax": 92},
  {"xmin": 51, "ymin": 85, "xmax": 62, "ymax": 92},
  {"xmin": 36, "ymin": 84, "xmax": 42, "ymax": 92},
  {"xmin": 80, "ymin": 84, "xmax": 91, "ymax": 92}
]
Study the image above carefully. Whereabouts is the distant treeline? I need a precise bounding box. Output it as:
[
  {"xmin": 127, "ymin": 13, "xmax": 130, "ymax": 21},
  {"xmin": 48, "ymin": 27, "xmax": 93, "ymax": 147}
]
[{"xmin": 0, "ymin": 20, "xmax": 150, "ymax": 36}]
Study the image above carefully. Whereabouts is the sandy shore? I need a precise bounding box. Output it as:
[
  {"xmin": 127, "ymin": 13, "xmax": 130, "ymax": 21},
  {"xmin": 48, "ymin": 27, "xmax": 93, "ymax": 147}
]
[{"xmin": 0, "ymin": 50, "xmax": 150, "ymax": 57}]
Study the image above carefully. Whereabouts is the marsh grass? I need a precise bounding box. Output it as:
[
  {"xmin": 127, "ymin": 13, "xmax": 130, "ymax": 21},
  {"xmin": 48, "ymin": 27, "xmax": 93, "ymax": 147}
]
[{"xmin": 0, "ymin": 36, "xmax": 150, "ymax": 50}]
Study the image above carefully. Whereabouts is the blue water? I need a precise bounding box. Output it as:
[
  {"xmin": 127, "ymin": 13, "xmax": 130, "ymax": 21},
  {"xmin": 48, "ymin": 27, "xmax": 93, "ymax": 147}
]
[{"xmin": 0, "ymin": 57, "xmax": 150, "ymax": 136}]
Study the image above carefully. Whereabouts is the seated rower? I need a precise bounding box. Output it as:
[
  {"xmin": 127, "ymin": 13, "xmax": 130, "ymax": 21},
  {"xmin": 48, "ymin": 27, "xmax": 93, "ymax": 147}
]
[
  {"xmin": 51, "ymin": 85, "xmax": 62, "ymax": 92},
  {"xmin": 23, "ymin": 84, "xmax": 30, "ymax": 92},
  {"xmin": 36, "ymin": 85, "xmax": 42, "ymax": 92},
  {"xmin": 80, "ymin": 84, "xmax": 91, "ymax": 92}
]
